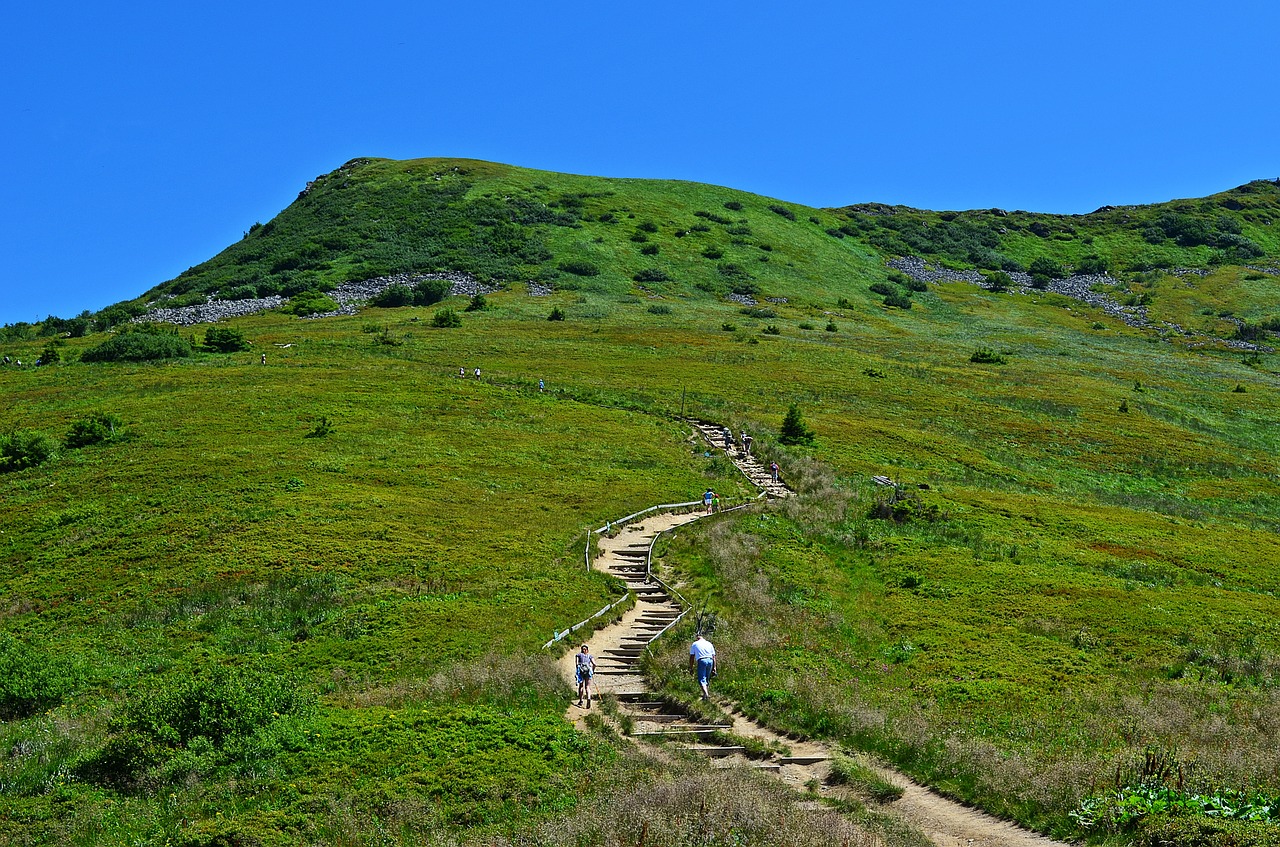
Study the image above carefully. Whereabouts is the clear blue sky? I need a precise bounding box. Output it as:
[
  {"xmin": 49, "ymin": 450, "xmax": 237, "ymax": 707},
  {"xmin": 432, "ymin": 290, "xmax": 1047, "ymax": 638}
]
[{"xmin": 2, "ymin": 1, "xmax": 1277, "ymax": 326}]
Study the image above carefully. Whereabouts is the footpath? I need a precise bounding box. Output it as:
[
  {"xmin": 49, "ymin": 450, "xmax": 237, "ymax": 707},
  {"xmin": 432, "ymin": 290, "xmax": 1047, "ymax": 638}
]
[{"xmin": 554, "ymin": 421, "xmax": 1069, "ymax": 847}]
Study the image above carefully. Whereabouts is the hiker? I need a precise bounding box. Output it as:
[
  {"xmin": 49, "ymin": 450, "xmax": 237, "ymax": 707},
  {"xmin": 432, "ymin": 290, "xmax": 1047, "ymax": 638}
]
[
  {"xmin": 712, "ymin": 492, "xmax": 722, "ymax": 513},
  {"xmin": 743, "ymin": 435, "xmax": 753, "ymax": 456},
  {"xmin": 459, "ymin": 367, "xmax": 465, "ymax": 377},
  {"xmin": 261, "ymin": 353, "xmax": 266, "ymax": 366},
  {"xmin": 689, "ymin": 634, "xmax": 717, "ymax": 700},
  {"xmin": 740, "ymin": 430, "xmax": 747, "ymax": 452},
  {"xmin": 770, "ymin": 462, "xmax": 779, "ymax": 483},
  {"xmin": 474, "ymin": 367, "xmax": 481, "ymax": 379},
  {"xmin": 722, "ymin": 427, "xmax": 732, "ymax": 449},
  {"xmin": 539, "ymin": 378, "xmax": 545, "ymax": 392},
  {"xmin": 703, "ymin": 489, "xmax": 715, "ymax": 514},
  {"xmin": 575, "ymin": 644, "xmax": 596, "ymax": 707}
]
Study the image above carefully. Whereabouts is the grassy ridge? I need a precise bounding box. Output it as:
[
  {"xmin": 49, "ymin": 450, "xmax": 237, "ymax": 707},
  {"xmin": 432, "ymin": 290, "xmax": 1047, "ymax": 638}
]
[{"xmin": 0, "ymin": 160, "xmax": 1278, "ymax": 844}]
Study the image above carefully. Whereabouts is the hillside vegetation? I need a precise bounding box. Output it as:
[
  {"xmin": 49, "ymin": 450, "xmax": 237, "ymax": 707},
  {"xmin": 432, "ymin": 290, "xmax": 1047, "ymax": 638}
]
[{"xmin": 0, "ymin": 159, "xmax": 1278, "ymax": 846}]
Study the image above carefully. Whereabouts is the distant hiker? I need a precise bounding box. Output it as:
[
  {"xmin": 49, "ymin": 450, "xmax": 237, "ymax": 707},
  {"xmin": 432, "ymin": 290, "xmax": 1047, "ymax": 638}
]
[
  {"xmin": 539, "ymin": 378, "xmax": 545, "ymax": 392},
  {"xmin": 770, "ymin": 462, "xmax": 779, "ymax": 483},
  {"xmin": 474, "ymin": 367, "xmax": 481, "ymax": 379},
  {"xmin": 722, "ymin": 427, "xmax": 732, "ymax": 449},
  {"xmin": 460, "ymin": 367, "xmax": 465, "ymax": 377},
  {"xmin": 740, "ymin": 430, "xmax": 747, "ymax": 452},
  {"xmin": 703, "ymin": 489, "xmax": 715, "ymax": 514},
  {"xmin": 261, "ymin": 353, "xmax": 267, "ymax": 366},
  {"xmin": 689, "ymin": 634, "xmax": 717, "ymax": 701},
  {"xmin": 575, "ymin": 644, "xmax": 596, "ymax": 707},
  {"xmin": 743, "ymin": 435, "xmax": 753, "ymax": 455},
  {"xmin": 2, "ymin": 356, "xmax": 8, "ymax": 365},
  {"xmin": 712, "ymin": 492, "xmax": 722, "ymax": 513}
]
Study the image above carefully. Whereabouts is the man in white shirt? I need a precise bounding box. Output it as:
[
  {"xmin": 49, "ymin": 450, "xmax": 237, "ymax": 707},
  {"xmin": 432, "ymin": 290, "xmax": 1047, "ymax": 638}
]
[{"xmin": 688, "ymin": 634, "xmax": 716, "ymax": 700}]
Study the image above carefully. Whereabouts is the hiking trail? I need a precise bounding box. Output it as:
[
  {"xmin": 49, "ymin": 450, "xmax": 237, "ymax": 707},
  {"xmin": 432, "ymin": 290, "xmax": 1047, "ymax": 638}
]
[{"xmin": 554, "ymin": 421, "xmax": 1072, "ymax": 847}]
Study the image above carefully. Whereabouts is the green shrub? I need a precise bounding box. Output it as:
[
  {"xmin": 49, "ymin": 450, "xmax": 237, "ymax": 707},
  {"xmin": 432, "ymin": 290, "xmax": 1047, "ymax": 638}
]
[
  {"xmin": 413, "ymin": 278, "xmax": 452, "ymax": 306},
  {"xmin": 65, "ymin": 412, "xmax": 125, "ymax": 448},
  {"xmin": 1028, "ymin": 256, "xmax": 1066, "ymax": 279},
  {"xmin": 305, "ymin": 416, "xmax": 334, "ymax": 438},
  {"xmin": 647, "ymin": 304, "xmax": 672, "ymax": 315},
  {"xmin": 825, "ymin": 321, "xmax": 837, "ymax": 332},
  {"xmin": 883, "ymin": 293, "xmax": 913, "ymax": 309},
  {"xmin": 798, "ymin": 322, "xmax": 815, "ymax": 330},
  {"xmin": 1076, "ymin": 254, "xmax": 1110, "ymax": 275},
  {"xmin": 779, "ymin": 403, "xmax": 815, "ymax": 446},
  {"xmin": 0, "ymin": 634, "xmax": 78, "ymax": 718},
  {"xmin": 768, "ymin": 204, "xmax": 796, "ymax": 221},
  {"xmin": 970, "ymin": 347, "xmax": 1007, "ymax": 364},
  {"xmin": 723, "ymin": 201, "xmax": 743, "ymax": 211},
  {"xmin": 548, "ymin": 306, "xmax": 566, "ymax": 321},
  {"xmin": 370, "ymin": 285, "xmax": 414, "ymax": 307},
  {"xmin": 721, "ymin": 323, "xmax": 736, "ymax": 332},
  {"xmin": 984, "ymin": 270, "xmax": 1013, "ymax": 292},
  {"xmin": 739, "ymin": 307, "xmax": 776, "ymax": 319},
  {"xmin": 215, "ymin": 284, "xmax": 259, "ymax": 301},
  {"xmin": 639, "ymin": 243, "xmax": 659, "ymax": 255},
  {"xmin": 284, "ymin": 290, "xmax": 338, "ymax": 316},
  {"xmin": 868, "ymin": 282, "xmax": 896, "ymax": 296},
  {"xmin": 36, "ymin": 343, "xmax": 61, "ymax": 365},
  {"xmin": 633, "ymin": 269, "xmax": 670, "ymax": 283},
  {"xmin": 762, "ymin": 325, "xmax": 781, "ymax": 335},
  {"xmin": 1030, "ymin": 273, "xmax": 1052, "ymax": 290},
  {"xmin": 82, "ymin": 329, "xmax": 192, "ymax": 363},
  {"xmin": 0, "ymin": 430, "xmax": 57, "ymax": 472},
  {"xmin": 558, "ymin": 260, "xmax": 600, "ymax": 277},
  {"xmin": 904, "ymin": 277, "xmax": 927, "ymax": 292},
  {"xmin": 702, "ymin": 248, "xmax": 724, "ymax": 260},
  {"xmin": 431, "ymin": 308, "xmax": 462, "ymax": 328},
  {"xmin": 637, "ymin": 221, "xmax": 658, "ymax": 233},
  {"xmin": 465, "ymin": 294, "xmax": 487, "ymax": 312},
  {"xmin": 76, "ymin": 662, "xmax": 316, "ymax": 788},
  {"xmin": 203, "ymin": 326, "xmax": 250, "ymax": 353}
]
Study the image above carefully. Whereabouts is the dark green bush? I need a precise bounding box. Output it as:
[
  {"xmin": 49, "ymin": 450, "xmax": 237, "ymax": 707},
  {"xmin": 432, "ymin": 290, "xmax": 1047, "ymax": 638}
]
[
  {"xmin": 868, "ymin": 282, "xmax": 896, "ymax": 296},
  {"xmin": 629, "ymin": 232, "xmax": 649, "ymax": 243},
  {"xmin": 558, "ymin": 260, "xmax": 600, "ymax": 277},
  {"xmin": 904, "ymin": 277, "xmax": 928, "ymax": 292},
  {"xmin": 647, "ymin": 304, "xmax": 672, "ymax": 315},
  {"xmin": 883, "ymin": 293, "xmax": 913, "ymax": 309},
  {"xmin": 723, "ymin": 201, "xmax": 743, "ymax": 211},
  {"xmin": 203, "ymin": 326, "xmax": 250, "ymax": 353},
  {"xmin": 702, "ymin": 248, "xmax": 724, "ymax": 260},
  {"xmin": 984, "ymin": 270, "xmax": 1013, "ymax": 292},
  {"xmin": 717, "ymin": 263, "xmax": 751, "ymax": 280},
  {"xmin": 633, "ymin": 269, "xmax": 670, "ymax": 283},
  {"xmin": 370, "ymin": 285, "xmax": 414, "ymax": 307},
  {"xmin": 779, "ymin": 404, "xmax": 815, "ymax": 445},
  {"xmin": 739, "ymin": 307, "xmax": 776, "ymax": 319},
  {"xmin": 464, "ymin": 294, "xmax": 487, "ymax": 312},
  {"xmin": 637, "ymin": 221, "xmax": 658, "ymax": 233},
  {"xmin": 37, "ymin": 343, "xmax": 60, "ymax": 365},
  {"xmin": 768, "ymin": 204, "xmax": 796, "ymax": 221},
  {"xmin": 690, "ymin": 223, "xmax": 711, "ymax": 233},
  {"xmin": 65, "ymin": 412, "xmax": 125, "ymax": 448},
  {"xmin": 0, "ymin": 634, "xmax": 78, "ymax": 718},
  {"xmin": 76, "ymin": 663, "xmax": 315, "ymax": 788},
  {"xmin": 1030, "ymin": 273, "xmax": 1052, "ymax": 290},
  {"xmin": 762, "ymin": 325, "xmax": 781, "ymax": 335},
  {"xmin": 0, "ymin": 430, "xmax": 56, "ymax": 471},
  {"xmin": 970, "ymin": 347, "xmax": 1007, "ymax": 364},
  {"xmin": 215, "ymin": 284, "xmax": 259, "ymax": 301},
  {"xmin": 431, "ymin": 308, "xmax": 462, "ymax": 328},
  {"xmin": 1028, "ymin": 256, "xmax": 1066, "ymax": 279},
  {"xmin": 825, "ymin": 321, "xmax": 837, "ymax": 332},
  {"xmin": 639, "ymin": 243, "xmax": 659, "ymax": 255},
  {"xmin": 284, "ymin": 291, "xmax": 338, "ymax": 316},
  {"xmin": 411, "ymin": 279, "xmax": 452, "ymax": 306},
  {"xmin": 548, "ymin": 307, "xmax": 566, "ymax": 321},
  {"xmin": 1075, "ymin": 254, "xmax": 1110, "ymax": 275},
  {"xmin": 82, "ymin": 329, "xmax": 192, "ymax": 363}
]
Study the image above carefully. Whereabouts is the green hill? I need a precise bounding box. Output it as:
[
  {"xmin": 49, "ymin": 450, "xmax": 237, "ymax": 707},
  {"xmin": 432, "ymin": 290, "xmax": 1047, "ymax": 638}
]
[{"xmin": 1, "ymin": 159, "xmax": 1279, "ymax": 846}]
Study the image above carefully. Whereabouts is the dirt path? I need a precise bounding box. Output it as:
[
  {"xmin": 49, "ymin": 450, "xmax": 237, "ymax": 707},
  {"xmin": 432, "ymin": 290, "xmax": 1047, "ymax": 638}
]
[{"xmin": 553, "ymin": 421, "xmax": 1074, "ymax": 847}]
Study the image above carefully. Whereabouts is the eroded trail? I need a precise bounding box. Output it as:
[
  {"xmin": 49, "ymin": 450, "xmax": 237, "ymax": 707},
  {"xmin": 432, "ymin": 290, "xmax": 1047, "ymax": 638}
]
[{"xmin": 556, "ymin": 422, "xmax": 1072, "ymax": 847}]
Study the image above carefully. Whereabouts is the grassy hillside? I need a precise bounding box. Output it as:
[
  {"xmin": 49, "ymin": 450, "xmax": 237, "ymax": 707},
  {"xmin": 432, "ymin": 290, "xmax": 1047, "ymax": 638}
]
[{"xmin": 0, "ymin": 159, "xmax": 1278, "ymax": 845}]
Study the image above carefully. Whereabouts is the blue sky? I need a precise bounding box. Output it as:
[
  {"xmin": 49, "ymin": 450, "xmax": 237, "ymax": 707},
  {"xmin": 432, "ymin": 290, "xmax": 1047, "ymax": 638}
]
[{"xmin": 2, "ymin": 1, "xmax": 1277, "ymax": 326}]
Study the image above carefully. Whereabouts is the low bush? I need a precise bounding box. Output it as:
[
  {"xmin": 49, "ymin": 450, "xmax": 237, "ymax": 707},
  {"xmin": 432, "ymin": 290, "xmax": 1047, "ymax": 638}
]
[
  {"xmin": 825, "ymin": 321, "xmax": 837, "ymax": 332},
  {"xmin": 548, "ymin": 307, "xmax": 566, "ymax": 321},
  {"xmin": 1028, "ymin": 256, "xmax": 1066, "ymax": 279},
  {"xmin": 739, "ymin": 307, "xmax": 776, "ymax": 319},
  {"xmin": 633, "ymin": 269, "xmax": 670, "ymax": 283},
  {"xmin": 203, "ymin": 326, "xmax": 250, "ymax": 353},
  {"xmin": 702, "ymin": 248, "xmax": 724, "ymax": 260},
  {"xmin": 768, "ymin": 204, "xmax": 796, "ymax": 221},
  {"xmin": 798, "ymin": 322, "xmax": 815, "ymax": 330},
  {"xmin": 779, "ymin": 404, "xmax": 815, "ymax": 446},
  {"xmin": 984, "ymin": 270, "xmax": 1013, "ymax": 292},
  {"xmin": 723, "ymin": 201, "xmax": 743, "ymax": 211},
  {"xmin": 0, "ymin": 634, "xmax": 79, "ymax": 718},
  {"xmin": 464, "ymin": 294, "xmax": 487, "ymax": 312},
  {"xmin": 904, "ymin": 277, "xmax": 927, "ymax": 292},
  {"xmin": 65, "ymin": 412, "xmax": 124, "ymax": 448},
  {"xmin": 637, "ymin": 221, "xmax": 659, "ymax": 233},
  {"xmin": 82, "ymin": 328, "xmax": 192, "ymax": 363},
  {"xmin": 370, "ymin": 285, "xmax": 414, "ymax": 307},
  {"xmin": 75, "ymin": 662, "xmax": 316, "ymax": 789},
  {"xmin": 721, "ymin": 323, "xmax": 736, "ymax": 331},
  {"xmin": 970, "ymin": 347, "xmax": 1007, "ymax": 364},
  {"xmin": 284, "ymin": 290, "xmax": 338, "ymax": 316},
  {"xmin": 0, "ymin": 430, "xmax": 57, "ymax": 471},
  {"xmin": 1030, "ymin": 273, "xmax": 1052, "ymax": 290},
  {"xmin": 639, "ymin": 243, "xmax": 659, "ymax": 255},
  {"xmin": 883, "ymin": 293, "xmax": 912, "ymax": 309},
  {"xmin": 431, "ymin": 308, "xmax": 462, "ymax": 328},
  {"xmin": 868, "ymin": 282, "xmax": 896, "ymax": 296},
  {"xmin": 36, "ymin": 343, "xmax": 60, "ymax": 365},
  {"xmin": 647, "ymin": 304, "xmax": 672, "ymax": 315},
  {"xmin": 1075, "ymin": 254, "xmax": 1110, "ymax": 275},
  {"xmin": 558, "ymin": 260, "xmax": 600, "ymax": 277},
  {"xmin": 762, "ymin": 325, "xmax": 781, "ymax": 335}
]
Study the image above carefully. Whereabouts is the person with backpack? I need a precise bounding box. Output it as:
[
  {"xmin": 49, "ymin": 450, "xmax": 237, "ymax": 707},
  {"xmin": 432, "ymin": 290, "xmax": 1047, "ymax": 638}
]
[
  {"xmin": 770, "ymin": 462, "xmax": 780, "ymax": 483},
  {"xmin": 575, "ymin": 644, "xmax": 596, "ymax": 707}
]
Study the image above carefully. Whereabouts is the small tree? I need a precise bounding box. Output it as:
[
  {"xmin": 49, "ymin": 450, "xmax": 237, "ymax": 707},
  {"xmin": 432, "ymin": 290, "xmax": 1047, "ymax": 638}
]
[
  {"xmin": 203, "ymin": 326, "xmax": 250, "ymax": 353},
  {"xmin": 778, "ymin": 404, "xmax": 815, "ymax": 446},
  {"xmin": 464, "ymin": 294, "xmax": 487, "ymax": 312},
  {"xmin": 431, "ymin": 308, "xmax": 462, "ymax": 328},
  {"xmin": 984, "ymin": 271, "xmax": 1013, "ymax": 292},
  {"xmin": 548, "ymin": 307, "xmax": 566, "ymax": 321}
]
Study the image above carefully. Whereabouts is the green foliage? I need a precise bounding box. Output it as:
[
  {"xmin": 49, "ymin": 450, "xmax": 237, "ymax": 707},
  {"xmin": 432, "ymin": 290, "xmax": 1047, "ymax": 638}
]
[
  {"xmin": 868, "ymin": 282, "xmax": 896, "ymax": 296},
  {"xmin": 81, "ymin": 327, "xmax": 192, "ymax": 362},
  {"xmin": 825, "ymin": 321, "xmax": 837, "ymax": 332},
  {"xmin": 768, "ymin": 204, "xmax": 796, "ymax": 221},
  {"xmin": 0, "ymin": 430, "xmax": 57, "ymax": 471},
  {"xmin": 984, "ymin": 270, "xmax": 1013, "ymax": 292},
  {"xmin": 633, "ymin": 268, "xmax": 671, "ymax": 283},
  {"xmin": 305, "ymin": 416, "xmax": 335, "ymax": 438},
  {"xmin": 1028, "ymin": 256, "xmax": 1066, "ymax": 279},
  {"xmin": 647, "ymin": 304, "xmax": 672, "ymax": 315},
  {"xmin": 723, "ymin": 201, "xmax": 743, "ymax": 211},
  {"xmin": 76, "ymin": 662, "xmax": 316, "ymax": 788},
  {"xmin": 465, "ymin": 294, "xmax": 488, "ymax": 312},
  {"xmin": 1076, "ymin": 254, "xmax": 1110, "ymax": 275},
  {"xmin": 203, "ymin": 326, "xmax": 250, "ymax": 352},
  {"xmin": 1030, "ymin": 273, "xmax": 1052, "ymax": 290},
  {"xmin": 969, "ymin": 347, "xmax": 1006, "ymax": 364},
  {"xmin": 284, "ymin": 290, "xmax": 339, "ymax": 316},
  {"xmin": 558, "ymin": 260, "xmax": 600, "ymax": 277},
  {"xmin": 778, "ymin": 403, "xmax": 815, "ymax": 445},
  {"xmin": 0, "ymin": 634, "xmax": 79, "ymax": 718},
  {"xmin": 762, "ymin": 324, "xmax": 781, "ymax": 335},
  {"xmin": 548, "ymin": 306, "xmax": 566, "ymax": 321},
  {"xmin": 640, "ymin": 243, "xmax": 660, "ymax": 255},
  {"xmin": 828, "ymin": 752, "xmax": 904, "ymax": 802},
  {"xmin": 371, "ymin": 278, "xmax": 452, "ymax": 308},
  {"xmin": 883, "ymin": 292, "xmax": 912, "ymax": 309},
  {"xmin": 65, "ymin": 412, "xmax": 125, "ymax": 448},
  {"xmin": 36, "ymin": 342, "xmax": 60, "ymax": 365},
  {"xmin": 431, "ymin": 307, "xmax": 462, "ymax": 328}
]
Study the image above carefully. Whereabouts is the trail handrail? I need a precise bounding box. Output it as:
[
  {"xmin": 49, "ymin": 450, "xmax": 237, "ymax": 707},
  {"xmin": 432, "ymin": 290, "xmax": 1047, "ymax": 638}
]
[{"xmin": 542, "ymin": 592, "xmax": 629, "ymax": 649}]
